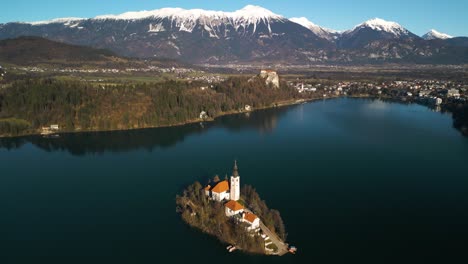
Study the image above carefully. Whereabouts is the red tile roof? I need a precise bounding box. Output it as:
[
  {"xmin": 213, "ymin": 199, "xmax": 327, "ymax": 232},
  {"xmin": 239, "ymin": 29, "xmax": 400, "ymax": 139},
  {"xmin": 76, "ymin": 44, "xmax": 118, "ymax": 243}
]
[
  {"xmin": 243, "ymin": 212, "xmax": 258, "ymax": 223},
  {"xmin": 211, "ymin": 180, "xmax": 229, "ymax": 193},
  {"xmin": 225, "ymin": 200, "xmax": 244, "ymax": 212}
]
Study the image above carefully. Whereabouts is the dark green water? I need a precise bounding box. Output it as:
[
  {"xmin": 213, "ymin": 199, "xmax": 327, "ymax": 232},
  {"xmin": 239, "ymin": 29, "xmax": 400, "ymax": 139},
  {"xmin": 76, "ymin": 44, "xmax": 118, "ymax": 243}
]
[{"xmin": 1, "ymin": 98, "xmax": 468, "ymax": 264}]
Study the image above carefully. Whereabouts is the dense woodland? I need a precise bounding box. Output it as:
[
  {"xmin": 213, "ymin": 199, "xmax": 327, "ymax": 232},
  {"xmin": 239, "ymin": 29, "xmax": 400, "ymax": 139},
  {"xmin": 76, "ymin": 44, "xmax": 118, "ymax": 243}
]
[
  {"xmin": 2, "ymin": 71, "xmax": 467, "ymax": 138},
  {"xmin": 0, "ymin": 76, "xmax": 299, "ymax": 136},
  {"xmin": 176, "ymin": 182, "xmax": 264, "ymax": 254}
]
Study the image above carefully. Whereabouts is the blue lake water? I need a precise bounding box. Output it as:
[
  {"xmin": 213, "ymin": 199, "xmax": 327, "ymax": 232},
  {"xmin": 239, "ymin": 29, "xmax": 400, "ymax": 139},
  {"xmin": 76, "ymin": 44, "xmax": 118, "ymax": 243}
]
[{"xmin": 1, "ymin": 98, "xmax": 467, "ymax": 263}]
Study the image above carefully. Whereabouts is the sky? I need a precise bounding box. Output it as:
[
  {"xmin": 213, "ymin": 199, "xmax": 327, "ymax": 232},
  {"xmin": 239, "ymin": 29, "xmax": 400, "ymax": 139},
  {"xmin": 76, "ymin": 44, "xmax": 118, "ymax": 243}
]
[{"xmin": 1, "ymin": 0, "xmax": 467, "ymax": 37}]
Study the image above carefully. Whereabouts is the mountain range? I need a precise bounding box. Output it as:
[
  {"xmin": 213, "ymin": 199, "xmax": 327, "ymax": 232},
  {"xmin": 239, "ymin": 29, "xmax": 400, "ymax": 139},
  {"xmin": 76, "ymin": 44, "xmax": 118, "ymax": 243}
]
[{"xmin": 0, "ymin": 5, "xmax": 467, "ymax": 64}]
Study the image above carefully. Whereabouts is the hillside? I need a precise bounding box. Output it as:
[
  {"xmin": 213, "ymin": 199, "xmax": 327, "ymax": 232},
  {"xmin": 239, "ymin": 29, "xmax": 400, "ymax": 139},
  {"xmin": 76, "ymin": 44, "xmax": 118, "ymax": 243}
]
[
  {"xmin": 0, "ymin": 77, "xmax": 299, "ymax": 137},
  {"xmin": 0, "ymin": 36, "xmax": 191, "ymax": 70},
  {"xmin": 0, "ymin": 36, "xmax": 120, "ymax": 65}
]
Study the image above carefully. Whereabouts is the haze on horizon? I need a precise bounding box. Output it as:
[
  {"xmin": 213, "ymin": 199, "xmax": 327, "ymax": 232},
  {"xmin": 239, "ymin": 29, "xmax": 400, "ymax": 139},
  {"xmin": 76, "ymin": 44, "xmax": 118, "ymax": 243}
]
[{"xmin": 2, "ymin": 0, "xmax": 467, "ymax": 37}]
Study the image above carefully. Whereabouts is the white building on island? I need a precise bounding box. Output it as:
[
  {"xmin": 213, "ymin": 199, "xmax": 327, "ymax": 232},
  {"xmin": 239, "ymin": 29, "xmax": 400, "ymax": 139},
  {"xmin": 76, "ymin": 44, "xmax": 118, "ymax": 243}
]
[
  {"xmin": 225, "ymin": 200, "xmax": 245, "ymax": 217},
  {"xmin": 204, "ymin": 161, "xmax": 261, "ymax": 232},
  {"xmin": 204, "ymin": 160, "xmax": 241, "ymax": 202},
  {"xmin": 242, "ymin": 212, "xmax": 260, "ymax": 230},
  {"xmin": 230, "ymin": 160, "xmax": 240, "ymax": 201},
  {"xmin": 207, "ymin": 180, "xmax": 230, "ymax": 202}
]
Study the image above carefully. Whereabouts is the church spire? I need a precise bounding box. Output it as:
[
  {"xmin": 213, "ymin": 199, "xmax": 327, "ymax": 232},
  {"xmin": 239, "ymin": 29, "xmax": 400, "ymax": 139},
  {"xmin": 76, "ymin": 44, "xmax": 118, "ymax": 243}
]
[
  {"xmin": 230, "ymin": 160, "xmax": 240, "ymax": 201},
  {"xmin": 232, "ymin": 160, "xmax": 239, "ymax": 177}
]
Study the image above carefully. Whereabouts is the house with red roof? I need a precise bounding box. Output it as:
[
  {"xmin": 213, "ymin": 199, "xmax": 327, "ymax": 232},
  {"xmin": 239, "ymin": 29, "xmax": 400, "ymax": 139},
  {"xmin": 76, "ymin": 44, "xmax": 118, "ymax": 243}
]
[
  {"xmin": 225, "ymin": 200, "xmax": 245, "ymax": 217},
  {"xmin": 242, "ymin": 212, "xmax": 260, "ymax": 230},
  {"xmin": 206, "ymin": 180, "xmax": 230, "ymax": 202}
]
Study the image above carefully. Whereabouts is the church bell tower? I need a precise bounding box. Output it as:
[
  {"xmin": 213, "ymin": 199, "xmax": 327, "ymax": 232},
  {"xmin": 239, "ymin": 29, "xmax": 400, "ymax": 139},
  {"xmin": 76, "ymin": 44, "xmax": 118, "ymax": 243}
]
[{"xmin": 230, "ymin": 160, "xmax": 240, "ymax": 201}]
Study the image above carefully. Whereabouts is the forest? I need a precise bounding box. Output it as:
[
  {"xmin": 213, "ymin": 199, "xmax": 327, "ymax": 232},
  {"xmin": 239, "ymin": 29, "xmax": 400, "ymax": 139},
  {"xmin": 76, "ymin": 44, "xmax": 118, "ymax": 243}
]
[{"xmin": 0, "ymin": 76, "xmax": 300, "ymax": 137}]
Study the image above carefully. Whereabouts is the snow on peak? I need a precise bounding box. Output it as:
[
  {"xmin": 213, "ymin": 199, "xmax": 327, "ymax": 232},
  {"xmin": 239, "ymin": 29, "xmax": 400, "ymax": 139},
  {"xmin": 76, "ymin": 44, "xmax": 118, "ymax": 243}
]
[
  {"xmin": 290, "ymin": 17, "xmax": 338, "ymax": 33},
  {"xmin": 290, "ymin": 17, "xmax": 319, "ymax": 29},
  {"xmin": 423, "ymin": 29, "xmax": 453, "ymax": 40},
  {"xmin": 95, "ymin": 8, "xmax": 195, "ymax": 20},
  {"xmin": 94, "ymin": 5, "xmax": 284, "ymax": 34},
  {"xmin": 352, "ymin": 18, "xmax": 409, "ymax": 36},
  {"xmin": 234, "ymin": 5, "xmax": 281, "ymax": 19},
  {"xmin": 290, "ymin": 17, "xmax": 338, "ymax": 40},
  {"xmin": 28, "ymin": 17, "xmax": 85, "ymax": 26},
  {"xmin": 94, "ymin": 5, "xmax": 283, "ymax": 21}
]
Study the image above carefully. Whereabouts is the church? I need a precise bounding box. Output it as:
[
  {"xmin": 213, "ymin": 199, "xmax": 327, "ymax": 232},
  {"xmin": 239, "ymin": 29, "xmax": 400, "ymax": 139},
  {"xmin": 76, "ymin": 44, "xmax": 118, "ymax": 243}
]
[
  {"xmin": 204, "ymin": 160, "xmax": 241, "ymax": 202},
  {"xmin": 204, "ymin": 160, "xmax": 260, "ymax": 231}
]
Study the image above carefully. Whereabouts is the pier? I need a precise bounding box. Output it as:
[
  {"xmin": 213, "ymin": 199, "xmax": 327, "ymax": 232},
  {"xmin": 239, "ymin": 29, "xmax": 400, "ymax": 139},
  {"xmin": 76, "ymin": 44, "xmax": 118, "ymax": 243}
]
[{"xmin": 259, "ymin": 220, "xmax": 289, "ymax": 256}]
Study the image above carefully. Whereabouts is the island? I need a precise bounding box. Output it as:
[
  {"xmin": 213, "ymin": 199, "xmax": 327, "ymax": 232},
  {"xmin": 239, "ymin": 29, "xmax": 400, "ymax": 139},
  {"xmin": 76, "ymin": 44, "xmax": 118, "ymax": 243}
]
[{"xmin": 176, "ymin": 161, "xmax": 294, "ymax": 255}]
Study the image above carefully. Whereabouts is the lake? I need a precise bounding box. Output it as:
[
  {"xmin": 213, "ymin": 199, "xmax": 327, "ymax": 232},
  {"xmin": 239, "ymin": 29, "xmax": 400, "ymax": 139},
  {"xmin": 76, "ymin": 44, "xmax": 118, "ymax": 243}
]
[{"xmin": 1, "ymin": 98, "xmax": 468, "ymax": 264}]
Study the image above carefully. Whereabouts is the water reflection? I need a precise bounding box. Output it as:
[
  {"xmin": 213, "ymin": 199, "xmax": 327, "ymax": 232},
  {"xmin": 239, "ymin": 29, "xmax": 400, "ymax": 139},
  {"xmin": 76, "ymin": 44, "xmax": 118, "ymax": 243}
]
[
  {"xmin": 218, "ymin": 108, "xmax": 280, "ymax": 134},
  {"xmin": 0, "ymin": 106, "xmax": 290, "ymax": 155}
]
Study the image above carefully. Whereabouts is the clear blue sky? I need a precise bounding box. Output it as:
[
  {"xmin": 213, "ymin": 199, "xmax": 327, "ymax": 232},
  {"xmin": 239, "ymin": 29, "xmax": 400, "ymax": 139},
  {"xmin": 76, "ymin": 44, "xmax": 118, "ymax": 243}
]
[{"xmin": 1, "ymin": 0, "xmax": 467, "ymax": 36}]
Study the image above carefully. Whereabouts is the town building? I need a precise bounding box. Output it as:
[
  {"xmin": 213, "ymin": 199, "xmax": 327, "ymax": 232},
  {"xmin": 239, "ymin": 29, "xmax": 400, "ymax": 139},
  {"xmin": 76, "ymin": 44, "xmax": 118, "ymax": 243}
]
[
  {"xmin": 40, "ymin": 124, "xmax": 60, "ymax": 135},
  {"xmin": 447, "ymin": 89, "xmax": 460, "ymax": 98},
  {"xmin": 209, "ymin": 180, "xmax": 230, "ymax": 202},
  {"xmin": 225, "ymin": 200, "xmax": 244, "ymax": 217},
  {"xmin": 199, "ymin": 111, "xmax": 208, "ymax": 120},
  {"xmin": 242, "ymin": 212, "xmax": 260, "ymax": 230}
]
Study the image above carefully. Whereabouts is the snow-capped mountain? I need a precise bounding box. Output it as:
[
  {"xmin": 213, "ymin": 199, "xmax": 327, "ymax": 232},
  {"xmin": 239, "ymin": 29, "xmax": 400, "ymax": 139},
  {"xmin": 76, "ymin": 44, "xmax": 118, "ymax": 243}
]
[
  {"xmin": 97, "ymin": 5, "xmax": 282, "ymax": 23},
  {"xmin": 349, "ymin": 18, "xmax": 412, "ymax": 37},
  {"xmin": 0, "ymin": 5, "xmax": 332, "ymax": 63},
  {"xmin": 28, "ymin": 17, "xmax": 85, "ymax": 26},
  {"xmin": 422, "ymin": 29, "xmax": 453, "ymax": 40},
  {"xmin": 93, "ymin": 5, "xmax": 287, "ymax": 35},
  {"xmin": 20, "ymin": 5, "xmax": 289, "ymax": 37},
  {"xmin": 338, "ymin": 18, "xmax": 419, "ymax": 49},
  {"xmin": 290, "ymin": 17, "xmax": 338, "ymax": 41},
  {"xmin": 0, "ymin": 6, "xmax": 466, "ymax": 64}
]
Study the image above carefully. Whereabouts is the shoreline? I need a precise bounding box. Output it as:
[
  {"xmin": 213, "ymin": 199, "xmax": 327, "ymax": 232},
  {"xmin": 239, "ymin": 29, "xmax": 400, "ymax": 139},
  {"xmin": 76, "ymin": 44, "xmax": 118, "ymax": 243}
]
[
  {"xmin": 177, "ymin": 180, "xmax": 290, "ymax": 256},
  {"xmin": 2, "ymin": 94, "xmax": 464, "ymax": 139},
  {"xmin": 0, "ymin": 96, "xmax": 331, "ymax": 139}
]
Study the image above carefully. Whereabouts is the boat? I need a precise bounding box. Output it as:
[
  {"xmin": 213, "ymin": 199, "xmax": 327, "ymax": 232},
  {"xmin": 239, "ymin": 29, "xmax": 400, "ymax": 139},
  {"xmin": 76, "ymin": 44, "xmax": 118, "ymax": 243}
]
[
  {"xmin": 229, "ymin": 246, "xmax": 237, "ymax": 252},
  {"xmin": 288, "ymin": 246, "xmax": 297, "ymax": 254}
]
